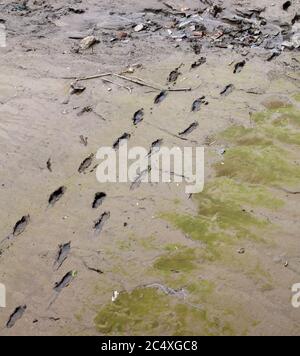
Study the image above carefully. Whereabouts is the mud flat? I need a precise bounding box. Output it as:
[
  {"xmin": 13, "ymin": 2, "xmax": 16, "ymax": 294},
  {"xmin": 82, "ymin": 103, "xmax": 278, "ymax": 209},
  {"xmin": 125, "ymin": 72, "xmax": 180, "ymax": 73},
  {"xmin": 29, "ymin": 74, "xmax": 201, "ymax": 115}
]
[{"xmin": 0, "ymin": 0, "xmax": 300, "ymax": 336}]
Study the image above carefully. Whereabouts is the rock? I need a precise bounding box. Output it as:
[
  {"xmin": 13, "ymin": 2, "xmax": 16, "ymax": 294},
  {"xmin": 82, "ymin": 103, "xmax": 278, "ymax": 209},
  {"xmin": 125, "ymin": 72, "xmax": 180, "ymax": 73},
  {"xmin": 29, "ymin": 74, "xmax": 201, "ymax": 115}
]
[
  {"xmin": 80, "ymin": 35, "xmax": 98, "ymax": 50},
  {"xmin": 134, "ymin": 24, "xmax": 144, "ymax": 32}
]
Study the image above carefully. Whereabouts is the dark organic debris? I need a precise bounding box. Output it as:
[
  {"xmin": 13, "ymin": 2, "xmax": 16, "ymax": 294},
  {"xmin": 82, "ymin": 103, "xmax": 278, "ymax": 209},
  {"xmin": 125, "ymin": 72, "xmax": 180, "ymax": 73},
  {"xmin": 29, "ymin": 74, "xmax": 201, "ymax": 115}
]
[
  {"xmin": 48, "ymin": 186, "xmax": 66, "ymax": 206},
  {"xmin": 113, "ymin": 133, "xmax": 131, "ymax": 150},
  {"xmin": 148, "ymin": 139, "xmax": 163, "ymax": 156},
  {"xmin": 13, "ymin": 215, "xmax": 30, "ymax": 237},
  {"xmin": 233, "ymin": 60, "xmax": 246, "ymax": 74},
  {"xmin": 94, "ymin": 212, "xmax": 110, "ymax": 234},
  {"xmin": 179, "ymin": 122, "xmax": 199, "ymax": 136},
  {"xmin": 133, "ymin": 109, "xmax": 144, "ymax": 126},
  {"xmin": 191, "ymin": 57, "xmax": 206, "ymax": 69},
  {"xmin": 192, "ymin": 96, "xmax": 208, "ymax": 112},
  {"xmin": 220, "ymin": 84, "xmax": 235, "ymax": 96},
  {"xmin": 6, "ymin": 305, "xmax": 27, "ymax": 328},
  {"xmin": 283, "ymin": 1, "xmax": 292, "ymax": 11},
  {"xmin": 53, "ymin": 242, "xmax": 71, "ymax": 271},
  {"xmin": 77, "ymin": 106, "xmax": 93, "ymax": 116},
  {"xmin": 154, "ymin": 91, "xmax": 168, "ymax": 104},
  {"xmin": 92, "ymin": 192, "xmax": 107, "ymax": 209},
  {"xmin": 54, "ymin": 271, "xmax": 77, "ymax": 293},
  {"xmin": 78, "ymin": 153, "xmax": 94, "ymax": 173},
  {"xmin": 191, "ymin": 43, "xmax": 202, "ymax": 55},
  {"xmin": 85, "ymin": 265, "xmax": 104, "ymax": 274}
]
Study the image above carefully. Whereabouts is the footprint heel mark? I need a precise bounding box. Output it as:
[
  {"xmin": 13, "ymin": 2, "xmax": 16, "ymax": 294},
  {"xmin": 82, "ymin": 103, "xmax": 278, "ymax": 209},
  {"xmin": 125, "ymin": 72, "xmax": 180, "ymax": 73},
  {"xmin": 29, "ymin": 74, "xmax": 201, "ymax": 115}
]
[
  {"xmin": 93, "ymin": 212, "xmax": 110, "ymax": 234},
  {"xmin": 92, "ymin": 192, "xmax": 107, "ymax": 209},
  {"xmin": 6, "ymin": 305, "xmax": 27, "ymax": 328},
  {"xmin": 147, "ymin": 139, "xmax": 163, "ymax": 157},
  {"xmin": 54, "ymin": 271, "xmax": 77, "ymax": 293},
  {"xmin": 220, "ymin": 84, "xmax": 235, "ymax": 96},
  {"xmin": 179, "ymin": 122, "xmax": 199, "ymax": 137},
  {"xmin": 13, "ymin": 215, "xmax": 30, "ymax": 236},
  {"xmin": 192, "ymin": 96, "xmax": 209, "ymax": 112},
  {"xmin": 154, "ymin": 91, "xmax": 168, "ymax": 104},
  {"xmin": 53, "ymin": 242, "xmax": 71, "ymax": 271},
  {"xmin": 78, "ymin": 153, "xmax": 95, "ymax": 174},
  {"xmin": 48, "ymin": 186, "xmax": 66, "ymax": 207},
  {"xmin": 233, "ymin": 60, "xmax": 246, "ymax": 74},
  {"xmin": 133, "ymin": 109, "xmax": 144, "ymax": 126},
  {"xmin": 113, "ymin": 133, "xmax": 131, "ymax": 150},
  {"xmin": 191, "ymin": 57, "xmax": 206, "ymax": 69}
]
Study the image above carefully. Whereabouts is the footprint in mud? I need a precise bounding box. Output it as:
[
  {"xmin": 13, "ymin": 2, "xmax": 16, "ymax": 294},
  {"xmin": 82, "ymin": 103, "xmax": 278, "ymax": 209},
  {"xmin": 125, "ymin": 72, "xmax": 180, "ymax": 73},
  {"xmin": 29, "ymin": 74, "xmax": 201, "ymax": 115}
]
[
  {"xmin": 283, "ymin": 1, "xmax": 292, "ymax": 11},
  {"xmin": 93, "ymin": 212, "xmax": 110, "ymax": 234},
  {"xmin": 154, "ymin": 91, "xmax": 168, "ymax": 104},
  {"xmin": 133, "ymin": 109, "xmax": 144, "ymax": 126},
  {"xmin": 147, "ymin": 139, "xmax": 163, "ymax": 157},
  {"xmin": 48, "ymin": 186, "xmax": 66, "ymax": 207},
  {"xmin": 78, "ymin": 153, "xmax": 95, "ymax": 174},
  {"xmin": 233, "ymin": 60, "xmax": 246, "ymax": 74},
  {"xmin": 54, "ymin": 271, "xmax": 77, "ymax": 293},
  {"xmin": 6, "ymin": 305, "xmax": 27, "ymax": 328},
  {"xmin": 113, "ymin": 133, "xmax": 131, "ymax": 150},
  {"xmin": 179, "ymin": 122, "xmax": 199, "ymax": 137},
  {"xmin": 53, "ymin": 242, "xmax": 71, "ymax": 271},
  {"xmin": 46, "ymin": 158, "xmax": 52, "ymax": 172},
  {"xmin": 13, "ymin": 215, "xmax": 30, "ymax": 237},
  {"xmin": 168, "ymin": 67, "xmax": 181, "ymax": 84},
  {"xmin": 191, "ymin": 57, "xmax": 206, "ymax": 69},
  {"xmin": 192, "ymin": 97, "xmax": 209, "ymax": 112},
  {"xmin": 220, "ymin": 84, "xmax": 235, "ymax": 96},
  {"xmin": 92, "ymin": 192, "xmax": 107, "ymax": 209},
  {"xmin": 130, "ymin": 167, "xmax": 151, "ymax": 191}
]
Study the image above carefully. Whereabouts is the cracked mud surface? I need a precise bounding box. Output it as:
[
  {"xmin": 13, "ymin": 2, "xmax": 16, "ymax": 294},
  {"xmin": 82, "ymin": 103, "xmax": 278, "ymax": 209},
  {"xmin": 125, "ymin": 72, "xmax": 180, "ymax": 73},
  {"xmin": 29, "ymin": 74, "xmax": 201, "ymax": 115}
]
[{"xmin": 0, "ymin": 0, "xmax": 300, "ymax": 335}]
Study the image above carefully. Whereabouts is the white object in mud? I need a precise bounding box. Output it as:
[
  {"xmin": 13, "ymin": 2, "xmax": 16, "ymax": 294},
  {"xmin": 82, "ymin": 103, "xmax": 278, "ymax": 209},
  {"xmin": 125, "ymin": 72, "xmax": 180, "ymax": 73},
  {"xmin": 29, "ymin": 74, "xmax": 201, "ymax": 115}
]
[
  {"xmin": 80, "ymin": 35, "xmax": 98, "ymax": 50},
  {"xmin": 282, "ymin": 23, "xmax": 300, "ymax": 49},
  {"xmin": 112, "ymin": 291, "xmax": 119, "ymax": 302},
  {"xmin": 134, "ymin": 24, "xmax": 144, "ymax": 32}
]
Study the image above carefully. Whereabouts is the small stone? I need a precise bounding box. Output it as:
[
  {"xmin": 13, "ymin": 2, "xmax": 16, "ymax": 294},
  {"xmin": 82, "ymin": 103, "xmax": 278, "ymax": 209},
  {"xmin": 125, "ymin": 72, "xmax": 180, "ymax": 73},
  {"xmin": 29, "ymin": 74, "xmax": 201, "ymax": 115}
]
[
  {"xmin": 80, "ymin": 35, "xmax": 98, "ymax": 50},
  {"xmin": 238, "ymin": 248, "xmax": 245, "ymax": 254},
  {"xmin": 134, "ymin": 24, "xmax": 144, "ymax": 32}
]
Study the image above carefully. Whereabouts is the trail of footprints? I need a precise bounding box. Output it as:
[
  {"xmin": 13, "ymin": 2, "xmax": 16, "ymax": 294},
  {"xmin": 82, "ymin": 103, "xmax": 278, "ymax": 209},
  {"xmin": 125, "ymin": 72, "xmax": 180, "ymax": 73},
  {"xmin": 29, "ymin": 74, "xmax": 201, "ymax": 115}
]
[{"xmin": 3, "ymin": 60, "xmax": 245, "ymax": 329}]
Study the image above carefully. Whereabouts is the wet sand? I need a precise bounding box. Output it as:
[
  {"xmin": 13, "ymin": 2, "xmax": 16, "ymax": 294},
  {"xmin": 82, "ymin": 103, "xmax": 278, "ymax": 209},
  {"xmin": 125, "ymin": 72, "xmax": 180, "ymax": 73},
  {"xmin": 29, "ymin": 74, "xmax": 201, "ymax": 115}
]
[{"xmin": 0, "ymin": 0, "xmax": 300, "ymax": 335}]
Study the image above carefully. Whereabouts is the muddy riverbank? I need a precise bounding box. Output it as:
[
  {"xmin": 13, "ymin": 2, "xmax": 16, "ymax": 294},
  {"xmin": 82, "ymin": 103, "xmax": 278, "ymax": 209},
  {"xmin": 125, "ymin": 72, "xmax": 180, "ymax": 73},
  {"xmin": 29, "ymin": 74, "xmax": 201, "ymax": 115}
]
[{"xmin": 0, "ymin": 0, "xmax": 300, "ymax": 336}]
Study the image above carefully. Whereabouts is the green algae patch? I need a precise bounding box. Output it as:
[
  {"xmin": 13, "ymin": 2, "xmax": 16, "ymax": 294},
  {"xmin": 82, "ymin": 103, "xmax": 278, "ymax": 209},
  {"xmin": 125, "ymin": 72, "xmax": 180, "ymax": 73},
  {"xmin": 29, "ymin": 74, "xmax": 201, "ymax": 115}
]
[
  {"xmin": 251, "ymin": 106, "xmax": 300, "ymax": 127},
  {"xmin": 293, "ymin": 93, "xmax": 300, "ymax": 102},
  {"xmin": 94, "ymin": 287, "xmax": 239, "ymax": 336},
  {"xmin": 154, "ymin": 247, "xmax": 198, "ymax": 273},
  {"xmin": 262, "ymin": 100, "xmax": 293, "ymax": 111},
  {"xmin": 222, "ymin": 125, "xmax": 273, "ymax": 147},
  {"xmin": 200, "ymin": 177, "xmax": 283, "ymax": 210},
  {"xmin": 215, "ymin": 145, "xmax": 300, "ymax": 187},
  {"xmin": 158, "ymin": 177, "xmax": 276, "ymax": 263}
]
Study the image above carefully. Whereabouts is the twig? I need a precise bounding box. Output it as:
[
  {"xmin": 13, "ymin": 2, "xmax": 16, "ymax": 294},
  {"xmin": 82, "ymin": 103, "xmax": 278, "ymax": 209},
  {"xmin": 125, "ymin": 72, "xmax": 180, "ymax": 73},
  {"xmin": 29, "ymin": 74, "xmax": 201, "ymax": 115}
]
[
  {"xmin": 102, "ymin": 78, "xmax": 132, "ymax": 93},
  {"xmin": 75, "ymin": 73, "xmax": 112, "ymax": 82},
  {"xmin": 65, "ymin": 72, "xmax": 192, "ymax": 92},
  {"xmin": 112, "ymin": 73, "xmax": 163, "ymax": 91}
]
